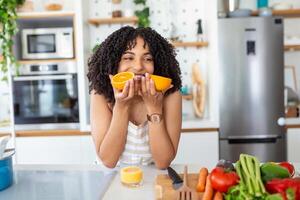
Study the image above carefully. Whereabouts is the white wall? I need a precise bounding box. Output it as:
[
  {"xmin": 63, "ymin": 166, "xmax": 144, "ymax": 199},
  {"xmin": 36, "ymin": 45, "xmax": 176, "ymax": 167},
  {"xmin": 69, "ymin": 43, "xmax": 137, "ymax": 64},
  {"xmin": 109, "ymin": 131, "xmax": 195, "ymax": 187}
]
[{"xmin": 86, "ymin": 0, "xmax": 219, "ymax": 129}]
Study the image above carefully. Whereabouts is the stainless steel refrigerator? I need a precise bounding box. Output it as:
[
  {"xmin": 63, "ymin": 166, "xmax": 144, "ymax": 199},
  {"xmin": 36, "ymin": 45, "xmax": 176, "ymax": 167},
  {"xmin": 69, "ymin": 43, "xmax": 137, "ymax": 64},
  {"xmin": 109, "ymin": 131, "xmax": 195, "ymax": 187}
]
[{"xmin": 218, "ymin": 17, "xmax": 286, "ymax": 162}]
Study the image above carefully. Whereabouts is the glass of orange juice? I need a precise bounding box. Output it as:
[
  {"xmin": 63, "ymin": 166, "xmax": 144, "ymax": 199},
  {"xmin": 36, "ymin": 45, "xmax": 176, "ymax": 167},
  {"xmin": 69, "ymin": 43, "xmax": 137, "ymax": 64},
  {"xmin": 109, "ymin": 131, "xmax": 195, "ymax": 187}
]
[{"xmin": 120, "ymin": 156, "xmax": 143, "ymax": 187}]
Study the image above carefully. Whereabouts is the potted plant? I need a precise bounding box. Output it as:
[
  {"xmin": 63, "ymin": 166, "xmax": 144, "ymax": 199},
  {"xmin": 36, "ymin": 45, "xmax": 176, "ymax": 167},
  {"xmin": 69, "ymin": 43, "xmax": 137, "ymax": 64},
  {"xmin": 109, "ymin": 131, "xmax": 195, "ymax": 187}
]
[
  {"xmin": 134, "ymin": 0, "xmax": 150, "ymax": 28},
  {"xmin": 0, "ymin": 0, "xmax": 25, "ymax": 160},
  {"xmin": 0, "ymin": 0, "xmax": 25, "ymax": 81}
]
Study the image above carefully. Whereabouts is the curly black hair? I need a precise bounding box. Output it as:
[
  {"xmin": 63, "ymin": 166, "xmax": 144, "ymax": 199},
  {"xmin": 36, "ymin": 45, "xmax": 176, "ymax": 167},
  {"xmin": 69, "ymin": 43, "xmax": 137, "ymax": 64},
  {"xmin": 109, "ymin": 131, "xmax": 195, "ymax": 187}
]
[{"xmin": 87, "ymin": 26, "xmax": 182, "ymax": 104}]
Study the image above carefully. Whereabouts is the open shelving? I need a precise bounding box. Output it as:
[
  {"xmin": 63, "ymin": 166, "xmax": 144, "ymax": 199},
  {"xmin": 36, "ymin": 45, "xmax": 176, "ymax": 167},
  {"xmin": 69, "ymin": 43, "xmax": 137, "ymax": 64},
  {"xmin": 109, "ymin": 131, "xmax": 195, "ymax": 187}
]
[
  {"xmin": 182, "ymin": 94, "xmax": 193, "ymax": 100},
  {"xmin": 18, "ymin": 58, "xmax": 76, "ymax": 65},
  {"xmin": 284, "ymin": 45, "xmax": 300, "ymax": 51},
  {"xmin": 88, "ymin": 16, "xmax": 138, "ymax": 26},
  {"xmin": 171, "ymin": 41, "xmax": 209, "ymax": 48},
  {"xmin": 17, "ymin": 11, "xmax": 75, "ymax": 19},
  {"xmin": 251, "ymin": 9, "xmax": 300, "ymax": 18}
]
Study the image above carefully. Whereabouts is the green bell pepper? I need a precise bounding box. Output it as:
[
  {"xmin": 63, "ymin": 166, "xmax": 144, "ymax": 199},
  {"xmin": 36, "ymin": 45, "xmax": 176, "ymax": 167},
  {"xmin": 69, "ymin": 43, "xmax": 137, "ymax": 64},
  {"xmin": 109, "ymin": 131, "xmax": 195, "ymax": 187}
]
[{"xmin": 261, "ymin": 162, "xmax": 290, "ymax": 182}]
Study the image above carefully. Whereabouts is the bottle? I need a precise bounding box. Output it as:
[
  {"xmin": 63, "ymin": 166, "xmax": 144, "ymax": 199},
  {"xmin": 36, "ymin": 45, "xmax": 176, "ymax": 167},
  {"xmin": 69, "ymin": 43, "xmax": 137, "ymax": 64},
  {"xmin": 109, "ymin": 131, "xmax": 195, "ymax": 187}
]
[{"xmin": 257, "ymin": 0, "xmax": 268, "ymax": 9}]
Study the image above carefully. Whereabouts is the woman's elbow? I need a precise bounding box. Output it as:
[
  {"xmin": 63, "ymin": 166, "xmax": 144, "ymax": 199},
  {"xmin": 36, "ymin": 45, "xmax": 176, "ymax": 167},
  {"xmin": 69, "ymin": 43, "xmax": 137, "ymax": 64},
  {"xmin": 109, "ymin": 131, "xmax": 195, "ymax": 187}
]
[
  {"xmin": 155, "ymin": 162, "xmax": 170, "ymax": 170},
  {"xmin": 97, "ymin": 151, "xmax": 118, "ymax": 169},
  {"xmin": 154, "ymin": 155, "xmax": 175, "ymax": 170}
]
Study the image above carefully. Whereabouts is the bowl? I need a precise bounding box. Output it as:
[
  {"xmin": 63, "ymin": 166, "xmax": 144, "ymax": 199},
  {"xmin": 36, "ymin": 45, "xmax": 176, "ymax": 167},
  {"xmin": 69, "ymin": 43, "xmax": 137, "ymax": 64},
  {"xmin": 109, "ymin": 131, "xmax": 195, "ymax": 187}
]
[
  {"xmin": 0, "ymin": 149, "xmax": 15, "ymax": 191},
  {"xmin": 229, "ymin": 9, "xmax": 252, "ymax": 18},
  {"xmin": 111, "ymin": 72, "xmax": 135, "ymax": 90},
  {"xmin": 150, "ymin": 75, "xmax": 172, "ymax": 91}
]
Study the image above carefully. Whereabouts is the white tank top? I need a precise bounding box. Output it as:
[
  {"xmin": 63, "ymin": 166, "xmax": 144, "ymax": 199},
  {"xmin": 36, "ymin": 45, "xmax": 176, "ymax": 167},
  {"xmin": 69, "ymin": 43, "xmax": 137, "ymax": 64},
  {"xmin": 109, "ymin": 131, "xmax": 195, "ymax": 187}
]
[{"xmin": 119, "ymin": 121, "xmax": 153, "ymax": 165}]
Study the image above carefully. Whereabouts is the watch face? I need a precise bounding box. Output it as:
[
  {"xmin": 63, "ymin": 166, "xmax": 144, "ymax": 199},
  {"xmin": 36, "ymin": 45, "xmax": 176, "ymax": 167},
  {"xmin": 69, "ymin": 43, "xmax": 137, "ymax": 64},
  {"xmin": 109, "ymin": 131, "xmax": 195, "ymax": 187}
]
[
  {"xmin": 149, "ymin": 114, "xmax": 162, "ymax": 123},
  {"xmin": 152, "ymin": 114, "xmax": 161, "ymax": 123}
]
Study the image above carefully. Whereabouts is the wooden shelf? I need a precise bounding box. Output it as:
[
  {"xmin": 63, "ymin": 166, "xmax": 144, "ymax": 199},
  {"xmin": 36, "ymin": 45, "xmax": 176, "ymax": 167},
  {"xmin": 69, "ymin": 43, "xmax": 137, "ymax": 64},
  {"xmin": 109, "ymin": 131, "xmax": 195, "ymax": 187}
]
[
  {"xmin": 284, "ymin": 45, "xmax": 300, "ymax": 51},
  {"xmin": 182, "ymin": 94, "xmax": 193, "ymax": 100},
  {"xmin": 15, "ymin": 130, "xmax": 90, "ymax": 137},
  {"xmin": 88, "ymin": 16, "xmax": 138, "ymax": 26},
  {"xmin": 252, "ymin": 9, "xmax": 300, "ymax": 18},
  {"xmin": 17, "ymin": 11, "xmax": 75, "ymax": 19},
  {"xmin": 171, "ymin": 41, "xmax": 209, "ymax": 48},
  {"xmin": 18, "ymin": 58, "xmax": 76, "ymax": 65}
]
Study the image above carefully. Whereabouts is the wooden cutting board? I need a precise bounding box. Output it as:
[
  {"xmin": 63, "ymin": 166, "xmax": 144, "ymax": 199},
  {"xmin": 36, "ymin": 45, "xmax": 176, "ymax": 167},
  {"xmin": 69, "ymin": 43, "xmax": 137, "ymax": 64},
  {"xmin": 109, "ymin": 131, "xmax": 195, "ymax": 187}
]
[{"xmin": 155, "ymin": 173, "xmax": 203, "ymax": 200}]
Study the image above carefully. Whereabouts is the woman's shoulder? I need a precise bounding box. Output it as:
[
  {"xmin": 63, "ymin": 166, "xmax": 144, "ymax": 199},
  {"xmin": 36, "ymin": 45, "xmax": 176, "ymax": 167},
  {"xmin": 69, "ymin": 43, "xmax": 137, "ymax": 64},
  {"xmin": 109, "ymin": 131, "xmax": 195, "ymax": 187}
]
[
  {"xmin": 163, "ymin": 90, "xmax": 182, "ymax": 105},
  {"xmin": 164, "ymin": 90, "xmax": 182, "ymax": 100},
  {"xmin": 91, "ymin": 91, "xmax": 113, "ymax": 110}
]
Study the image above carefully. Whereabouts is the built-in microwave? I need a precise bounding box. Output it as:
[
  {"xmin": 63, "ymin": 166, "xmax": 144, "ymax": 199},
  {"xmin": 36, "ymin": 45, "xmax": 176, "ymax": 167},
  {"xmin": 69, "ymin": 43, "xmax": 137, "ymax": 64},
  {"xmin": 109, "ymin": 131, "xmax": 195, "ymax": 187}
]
[{"xmin": 22, "ymin": 27, "xmax": 74, "ymax": 59}]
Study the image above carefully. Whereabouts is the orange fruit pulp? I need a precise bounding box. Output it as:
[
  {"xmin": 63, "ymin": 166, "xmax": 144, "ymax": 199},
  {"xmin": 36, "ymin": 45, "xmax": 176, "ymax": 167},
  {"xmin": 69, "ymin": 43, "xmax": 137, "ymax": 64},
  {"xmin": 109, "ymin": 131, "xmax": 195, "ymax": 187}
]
[
  {"xmin": 111, "ymin": 72, "xmax": 135, "ymax": 90},
  {"xmin": 150, "ymin": 74, "xmax": 172, "ymax": 91},
  {"xmin": 111, "ymin": 72, "xmax": 172, "ymax": 91}
]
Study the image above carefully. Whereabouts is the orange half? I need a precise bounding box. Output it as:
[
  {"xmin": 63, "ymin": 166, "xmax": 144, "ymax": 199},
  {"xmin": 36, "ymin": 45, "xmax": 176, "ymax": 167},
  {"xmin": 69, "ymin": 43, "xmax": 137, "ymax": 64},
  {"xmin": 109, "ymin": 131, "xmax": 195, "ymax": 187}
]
[
  {"xmin": 150, "ymin": 74, "xmax": 172, "ymax": 91},
  {"xmin": 111, "ymin": 72, "xmax": 135, "ymax": 90}
]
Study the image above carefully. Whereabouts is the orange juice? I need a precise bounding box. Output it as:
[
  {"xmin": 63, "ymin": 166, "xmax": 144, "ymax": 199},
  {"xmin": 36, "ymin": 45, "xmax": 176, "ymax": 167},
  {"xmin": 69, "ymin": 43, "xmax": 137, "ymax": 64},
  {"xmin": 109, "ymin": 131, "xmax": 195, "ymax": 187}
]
[{"xmin": 120, "ymin": 166, "xmax": 143, "ymax": 187}]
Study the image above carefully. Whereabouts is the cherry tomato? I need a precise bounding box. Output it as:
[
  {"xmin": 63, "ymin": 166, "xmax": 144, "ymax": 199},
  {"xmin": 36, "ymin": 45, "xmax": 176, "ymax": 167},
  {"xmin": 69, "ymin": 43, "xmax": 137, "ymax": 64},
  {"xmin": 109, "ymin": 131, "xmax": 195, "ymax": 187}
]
[
  {"xmin": 279, "ymin": 162, "xmax": 295, "ymax": 177},
  {"xmin": 210, "ymin": 167, "xmax": 239, "ymax": 193}
]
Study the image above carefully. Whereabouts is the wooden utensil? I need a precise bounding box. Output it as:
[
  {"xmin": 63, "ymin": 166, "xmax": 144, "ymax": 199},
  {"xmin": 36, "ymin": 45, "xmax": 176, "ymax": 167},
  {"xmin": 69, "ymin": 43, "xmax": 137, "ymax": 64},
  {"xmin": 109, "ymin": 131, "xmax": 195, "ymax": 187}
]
[{"xmin": 177, "ymin": 165, "xmax": 198, "ymax": 200}]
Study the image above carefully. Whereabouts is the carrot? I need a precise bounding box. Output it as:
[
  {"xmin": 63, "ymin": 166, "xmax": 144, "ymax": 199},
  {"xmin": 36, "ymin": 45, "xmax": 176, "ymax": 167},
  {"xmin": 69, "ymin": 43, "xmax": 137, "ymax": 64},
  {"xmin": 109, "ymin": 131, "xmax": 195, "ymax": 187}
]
[
  {"xmin": 196, "ymin": 167, "xmax": 208, "ymax": 192},
  {"xmin": 213, "ymin": 191, "xmax": 223, "ymax": 200},
  {"xmin": 202, "ymin": 174, "xmax": 214, "ymax": 200}
]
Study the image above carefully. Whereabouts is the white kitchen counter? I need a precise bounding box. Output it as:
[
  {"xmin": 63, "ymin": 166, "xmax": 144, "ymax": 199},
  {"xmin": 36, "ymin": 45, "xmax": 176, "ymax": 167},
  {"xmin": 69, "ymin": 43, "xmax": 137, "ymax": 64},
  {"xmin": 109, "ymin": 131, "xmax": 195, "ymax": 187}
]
[
  {"xmin": 102, "ymin": 165, "xmax": 203, "ymax": 200},
  {"xmin": 0, "ymin": 164, "xmax": 116, "ymax": 200},
  {"xmin": 1, "ymin": 164, "xmax": 299, "ymax": 200},
  {"xmin": 103, "ymin": 163, "xmax": 300, "ymax": 200}
]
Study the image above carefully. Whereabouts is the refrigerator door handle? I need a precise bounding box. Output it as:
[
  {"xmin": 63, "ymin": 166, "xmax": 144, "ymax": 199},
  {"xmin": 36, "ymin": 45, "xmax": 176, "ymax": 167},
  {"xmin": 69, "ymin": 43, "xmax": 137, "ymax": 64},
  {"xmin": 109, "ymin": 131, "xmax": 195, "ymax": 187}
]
[
  {"xmin": 227, "ymin": 135, "xmax": 281, "ymax": 144},
  {"xmin": 227, "ymin": 135, "xmax": 280, "ymax": 139}
]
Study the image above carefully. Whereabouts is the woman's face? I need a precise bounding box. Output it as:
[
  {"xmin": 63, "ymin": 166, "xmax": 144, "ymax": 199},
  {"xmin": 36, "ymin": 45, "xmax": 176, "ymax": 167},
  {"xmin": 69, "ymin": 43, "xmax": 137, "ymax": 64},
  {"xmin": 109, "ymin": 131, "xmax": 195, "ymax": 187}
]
[{"xmin": 118, "ymin": 36, "xmax": 154, "ymax": 75}]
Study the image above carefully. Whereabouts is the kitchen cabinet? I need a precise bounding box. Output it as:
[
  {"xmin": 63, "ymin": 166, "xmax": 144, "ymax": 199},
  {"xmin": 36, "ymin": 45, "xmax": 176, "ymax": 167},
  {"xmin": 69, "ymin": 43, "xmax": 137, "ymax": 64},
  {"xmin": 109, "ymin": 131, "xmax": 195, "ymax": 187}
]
[
  {"xmin": 172, "ymin": 131, "xmax": 218, "ymax": 169},
  {"xmin": 15, "ymin": 132, "xmax": 219, "ymax": 166},
  {"xmin": 287, "ymin": 128, "xmax": 300, "ymax": 162},
  {"xmin": 16, "ymin": 136, "xmax": 97, "ymax": 164}
]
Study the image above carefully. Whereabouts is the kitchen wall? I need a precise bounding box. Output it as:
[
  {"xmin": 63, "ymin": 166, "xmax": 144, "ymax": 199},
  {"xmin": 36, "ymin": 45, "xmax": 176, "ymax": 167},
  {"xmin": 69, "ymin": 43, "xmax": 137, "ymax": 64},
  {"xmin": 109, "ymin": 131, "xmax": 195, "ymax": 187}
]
[{"xmin": 87, "ymin": 0, "xmax": 219, "ymax": 129}]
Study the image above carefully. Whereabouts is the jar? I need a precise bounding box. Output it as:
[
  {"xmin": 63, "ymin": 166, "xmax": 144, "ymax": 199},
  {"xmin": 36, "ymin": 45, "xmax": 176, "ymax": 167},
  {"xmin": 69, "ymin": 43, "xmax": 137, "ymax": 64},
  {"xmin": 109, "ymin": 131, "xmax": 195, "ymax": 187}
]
[
  {"xmin": 17, "ymin": 0, "xmax": 34, "ymax": 12},
  {"xmin": 43, "ymin": 0, "xmax": 63, "ymax": 11}
]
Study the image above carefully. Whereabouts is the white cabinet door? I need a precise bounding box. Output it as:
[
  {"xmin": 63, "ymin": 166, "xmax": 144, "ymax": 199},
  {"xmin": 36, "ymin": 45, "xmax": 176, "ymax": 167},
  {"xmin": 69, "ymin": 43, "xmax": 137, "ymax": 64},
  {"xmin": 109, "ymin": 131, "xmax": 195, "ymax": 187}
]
[
  {"xmin": 16, "ymin": 136, "xmax": 97, "ymax": 164},
  {"xmin": 287, "ymin": 129, "xmax": 300, "ymax": 162},
  {"xmin": 80, "ymin": 136, "xmax": 98, "ymax": 164},
  {"xmin": 172, "ymin": 132, "xmax": 219, "ymax": 169},
  {"xmin": 16, "ymin": 136, "xmax": 81, "ymax": 164}
]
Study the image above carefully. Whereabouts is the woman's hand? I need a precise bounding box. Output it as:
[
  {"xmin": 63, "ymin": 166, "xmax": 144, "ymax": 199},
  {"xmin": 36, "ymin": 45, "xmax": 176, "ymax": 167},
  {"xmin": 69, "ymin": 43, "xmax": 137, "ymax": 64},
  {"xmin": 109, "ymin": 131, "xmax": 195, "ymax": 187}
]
[
  {"xmin": 139, "ymin": 73, "xmax": 173, "ymax": 113},
  {"xmin": 109, "ymin": 75, "xmax": 135, "ymax": 108}
]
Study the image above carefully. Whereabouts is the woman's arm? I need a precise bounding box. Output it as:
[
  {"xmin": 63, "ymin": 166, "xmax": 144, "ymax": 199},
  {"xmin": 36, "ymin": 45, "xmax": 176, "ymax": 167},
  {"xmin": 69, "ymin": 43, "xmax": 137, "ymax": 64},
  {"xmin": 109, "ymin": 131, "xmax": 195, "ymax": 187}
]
[
  {"xmin": 147, "ymin": 91, "xmax": 182, "ymax": 169},
  {"xmin": 90, "ymin": 80, "xmax": 135, "ymax": 168},
  {"xmin": 139, "ymin": 73, "xmax": 182, "ymax": 169}
]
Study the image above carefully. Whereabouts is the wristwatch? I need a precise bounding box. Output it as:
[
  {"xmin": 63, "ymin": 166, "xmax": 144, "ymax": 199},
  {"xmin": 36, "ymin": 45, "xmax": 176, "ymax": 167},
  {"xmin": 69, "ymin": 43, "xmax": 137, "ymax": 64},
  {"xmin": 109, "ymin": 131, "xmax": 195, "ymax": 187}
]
[{"xmin": 147, "ymin": 113, "xmax": 163, "ymax": 123}]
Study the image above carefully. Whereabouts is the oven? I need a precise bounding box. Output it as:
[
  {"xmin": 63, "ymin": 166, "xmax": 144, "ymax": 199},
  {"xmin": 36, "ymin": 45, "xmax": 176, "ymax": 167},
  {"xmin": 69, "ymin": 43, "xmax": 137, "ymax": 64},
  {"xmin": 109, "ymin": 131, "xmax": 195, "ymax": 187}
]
[{"xmin": 12, "ymin": 61, "xmax": 79, "ymax": 130}]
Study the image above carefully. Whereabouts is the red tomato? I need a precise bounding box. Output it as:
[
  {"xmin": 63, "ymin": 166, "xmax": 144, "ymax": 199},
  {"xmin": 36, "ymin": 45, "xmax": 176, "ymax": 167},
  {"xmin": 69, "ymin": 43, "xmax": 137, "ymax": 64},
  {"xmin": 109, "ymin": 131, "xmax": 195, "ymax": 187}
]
[
  {"xmin": 279, "ymin": 162, "xmax": 295, "ymax": 177},
  {"xmin": 210, "ymin": 167, "xmax": 239, "ymax": 193}
]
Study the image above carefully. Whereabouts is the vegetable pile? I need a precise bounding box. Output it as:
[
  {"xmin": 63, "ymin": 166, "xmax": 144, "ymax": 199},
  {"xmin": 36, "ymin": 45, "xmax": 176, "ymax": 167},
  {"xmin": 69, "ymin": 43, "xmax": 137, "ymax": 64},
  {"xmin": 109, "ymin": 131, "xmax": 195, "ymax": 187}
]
[{"xmin": 194, "ymin": 154, "xmax": 300, "ymax": 200}]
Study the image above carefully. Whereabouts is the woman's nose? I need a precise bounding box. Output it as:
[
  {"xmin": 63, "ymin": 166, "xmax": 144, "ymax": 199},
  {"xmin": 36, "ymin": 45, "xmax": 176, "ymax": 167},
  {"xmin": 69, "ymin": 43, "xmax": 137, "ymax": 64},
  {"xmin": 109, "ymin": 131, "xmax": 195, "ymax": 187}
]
[{"xmin": 133, "ymin": 59, "xmax": 143, "ymax": 71}]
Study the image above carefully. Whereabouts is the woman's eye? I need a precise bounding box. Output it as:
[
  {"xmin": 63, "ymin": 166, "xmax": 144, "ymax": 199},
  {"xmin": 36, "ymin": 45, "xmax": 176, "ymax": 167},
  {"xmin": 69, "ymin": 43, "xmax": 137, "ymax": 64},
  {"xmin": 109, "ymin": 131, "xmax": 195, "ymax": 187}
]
[
  {"xmin": 123, "ymin": 57, "xmax": 133, "ymax": 60},
  {"xmin": 145, "ymin": 57, "xmax": 153, "ymax": 62}
]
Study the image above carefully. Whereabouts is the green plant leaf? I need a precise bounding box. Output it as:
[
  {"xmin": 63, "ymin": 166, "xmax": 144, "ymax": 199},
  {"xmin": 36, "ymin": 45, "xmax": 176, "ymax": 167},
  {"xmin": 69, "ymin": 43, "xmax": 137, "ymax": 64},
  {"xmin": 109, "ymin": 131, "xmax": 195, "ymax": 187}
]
[
  {"xmin": 0, "ymin": 0, "xmax": 24, "ymax": 80},
  {"xmin": 134, "ymin": 0, "xmax": 146, "ymax": 5},
  {"xmin": 92, "ymin": 43, "xmax": 101, "ymax": 53}
]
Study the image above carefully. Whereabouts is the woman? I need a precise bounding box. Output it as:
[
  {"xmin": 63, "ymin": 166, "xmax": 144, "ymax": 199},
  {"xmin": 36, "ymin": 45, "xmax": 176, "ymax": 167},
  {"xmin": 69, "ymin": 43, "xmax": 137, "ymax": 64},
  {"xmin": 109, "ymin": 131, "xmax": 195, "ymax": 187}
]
[{"xmin": 87, "ymin": 26, "xmax": 182, "ymax": 169}]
